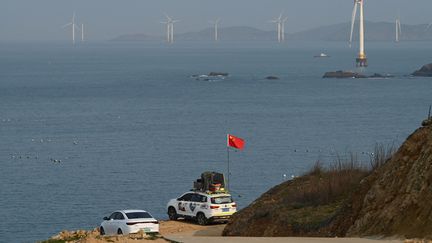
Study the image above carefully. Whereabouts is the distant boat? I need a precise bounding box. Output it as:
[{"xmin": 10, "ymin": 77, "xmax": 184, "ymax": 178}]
[{"xmin": 314, "ymin": 53, "xmax": 330, "ymax": 58}]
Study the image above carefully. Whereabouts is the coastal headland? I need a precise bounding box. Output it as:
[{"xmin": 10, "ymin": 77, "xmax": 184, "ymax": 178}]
[{"xmin": 41, "ymin": 118, "xmax": 432, "ymax": 242}]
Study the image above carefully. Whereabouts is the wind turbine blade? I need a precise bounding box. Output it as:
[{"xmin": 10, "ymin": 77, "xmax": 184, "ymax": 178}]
[
  {"xmin": 163, "ymin": 12, "xmax": 172, "ymax": 21},
  {"xmin": 62, "ymin": 23, "xmax": 72, "ymax": 28},
  {"xmin": 349, "ymin": 3, "xmax": 358, "ymax": 47}
]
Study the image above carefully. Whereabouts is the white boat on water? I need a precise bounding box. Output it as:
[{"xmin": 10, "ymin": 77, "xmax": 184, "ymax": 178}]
[{"xmin": 314, "ymin": 53, "xmax": 330, "ymax": 58}]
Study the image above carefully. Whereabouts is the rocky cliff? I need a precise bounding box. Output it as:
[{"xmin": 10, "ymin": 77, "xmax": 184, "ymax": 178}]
[
  {"xmin": 346, "ymin": 121, "xmax": 432, "ymax": 238},
  {"xmin": 412, "ymin": 63, "xmax": 432, "ymax": 77},
  {"xmin": 223, "ymin": 119, "xmax": 432, "ymax": 239}
]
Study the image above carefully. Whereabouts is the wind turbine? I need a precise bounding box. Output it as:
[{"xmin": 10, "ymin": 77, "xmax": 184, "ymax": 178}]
[
  {"xmin": 349, "ymin": 0, "xmax": 367, "ymax": 67},
  {"xmin": 161, "ymin": 13, "xmax": 180, "ymax": 44},
  {"xmin": 395, "ymin": 17, "xmax": 401, "ymax": 42},
  {"xmin": 209, "ymin": 18, "xmax": 221, "ymax": 41},
  {"xmin": 62, "ymin": 12, "xmax": 80, "ymax": 45},
  {"xmin": 270, "ymin": 13, "xmax": 283, "ymax": 42}
]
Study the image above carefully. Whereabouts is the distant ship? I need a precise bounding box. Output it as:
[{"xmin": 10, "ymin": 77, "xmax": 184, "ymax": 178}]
[{"xmin": 314, "ymin": 53, "xmax": 330, "ymax": 58}]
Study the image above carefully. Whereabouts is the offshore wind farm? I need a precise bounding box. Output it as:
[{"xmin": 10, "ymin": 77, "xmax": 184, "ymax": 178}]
[{"xmin": 2, "ymin": 0, "xmax": 432, "ymax": 242}]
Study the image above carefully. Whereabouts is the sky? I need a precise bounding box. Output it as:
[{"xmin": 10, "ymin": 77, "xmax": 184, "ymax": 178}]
[{"xmin": 2, "ymin": 0, "xmax": 432, "ymax": 41}]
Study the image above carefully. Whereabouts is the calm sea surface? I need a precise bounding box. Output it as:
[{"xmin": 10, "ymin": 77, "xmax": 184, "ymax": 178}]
[{"xmin": 1, "ymin": 41, "xmax": 431, "ymax": 243}]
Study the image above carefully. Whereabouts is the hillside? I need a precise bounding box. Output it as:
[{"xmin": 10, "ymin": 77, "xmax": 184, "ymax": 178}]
[
  {"xmin": 223, "ymin": 118, "xmax": 432, "ymax": 239},
  {"xmin": 111, "ymin": 21, "xmax": 432, "ymax": 41},
  {"xmin": 289, "ymin": 21, "xmax": 432, "ymax": 41},
  {"xmin": 346, "ymin": 122, "xmax": 432, "ymax": 238}
]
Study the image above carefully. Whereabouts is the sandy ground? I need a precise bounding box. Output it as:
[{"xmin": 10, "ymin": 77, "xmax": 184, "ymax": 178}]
[
  {"xmin": 45, "ymin": 220, "xmax": 414, "ymax": 243},
  {"xmin": 166, "ymin": 236, "xmax": 404, "ymax": 243},
  {"xmin": 162, "ymin": 220, "xmax": 404, "ymax": 243},
  {"xmin": 159, "ymin": 220, "xmax": 211, "ymax": 236},
  {"xmin": 44, "ymin": 220, "xmax": 217, "ymax": 243}
]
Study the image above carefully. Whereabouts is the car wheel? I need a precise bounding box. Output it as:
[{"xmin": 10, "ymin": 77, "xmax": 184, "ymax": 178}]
[
  {"xmin": 168, "ymin": 207, "xmax": 178, "ymax": 220},
  {"xmin": 196, "ymin": 213, "xmax": 208, "ymax": 226},
  {"xmin": 100, "ymin": 227, "xmax": 105, "ymax": 235},
  {"xmin": 117, "ymin": 228, "xmax": 123, "ymax": 235}
]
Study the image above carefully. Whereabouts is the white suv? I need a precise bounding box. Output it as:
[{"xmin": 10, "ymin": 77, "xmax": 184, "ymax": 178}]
[{"xmin": 167, "ymin": 191, "xmax": 237, "ymax": 225}]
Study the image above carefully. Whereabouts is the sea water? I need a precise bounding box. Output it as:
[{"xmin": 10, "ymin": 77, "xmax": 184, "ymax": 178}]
[{"xmin": 0, "ymin": 41, "xmax": 431, "ymax": 243}]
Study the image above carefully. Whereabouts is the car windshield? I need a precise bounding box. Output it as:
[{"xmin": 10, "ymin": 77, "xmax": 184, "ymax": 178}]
[
  {"xmin": 211, "ymin": 196, "xmax": 233, "ymax": 204},
  {"xmin": 125, "ymin": 212, "xmax": 153, "ymax": 219}
]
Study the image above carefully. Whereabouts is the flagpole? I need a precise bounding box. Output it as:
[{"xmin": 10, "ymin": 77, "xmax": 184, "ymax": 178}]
[{"xmin": 227, "ymin": 146, "xmax": 230, "ymax": 192}]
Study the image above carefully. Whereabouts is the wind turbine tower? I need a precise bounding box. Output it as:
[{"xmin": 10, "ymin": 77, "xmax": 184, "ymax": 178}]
[
  {"xmin": 63, "ymin": 12, "xmax": 80, "ymax": 45},
  {"xmin": 210, "ymin": 18, "xmax": 221, "ymax": 41},
  {"xmin": 270, "ymin": 13, "xmax": 283, "ymax": 43},
  {"xmin": 161, "ymin": 14, "xmax": 179, "ymax": 44},
  {"xmin": 81, "ymin": 23, "xmax": 85, "ymax": 42},
  {"xmin": 395, "ymin": 18, "xmax": 402, "ymax": 42},
  {"xmin": 350, "ymin": 0, "xmax": 367, "ymax": 67},
  {"xmin": 161, "ymin": 20, "xmax": 170, "ymax": 43},
  {"xmin": 281, "ymin": 17, "xmax": 288, "ymax": 42}
]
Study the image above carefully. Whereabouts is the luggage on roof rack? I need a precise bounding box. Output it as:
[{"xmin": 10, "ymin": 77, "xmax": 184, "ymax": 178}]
[{"xmin": 193, "ymin": 171, "xmax": 227, "ymax": 193}]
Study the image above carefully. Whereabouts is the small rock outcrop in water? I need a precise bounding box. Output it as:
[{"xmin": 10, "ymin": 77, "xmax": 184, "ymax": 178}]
[
  {"xmin": 412, "ymin": 63, "xmax": 432, "ymax": 77},
  {"xmin": 265, "ymin": 76, "xmax": 279, "ymax": 80},
  {"xmin": 323, "ymin": 71, "xmax": 367, "ymax": 79},
  {"xmin": 323, "ymin": 71, "xmax": 394, "ymax": 79},
  {"xmin": 368, "ymin": 73, "xmax": 394, "ymax": 78},
  {"xmin": 223, "ymin": 120, "xmax": 432, "ymax": 238},
  {"xmin": 208, "ymin": 72, "xmax": 229, "ymax": 77}
]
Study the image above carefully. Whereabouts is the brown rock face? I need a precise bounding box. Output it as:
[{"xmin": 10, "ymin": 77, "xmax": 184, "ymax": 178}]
[{"xmin": 347, "ymin": 125, "xmax": 432, "ymax": 238}]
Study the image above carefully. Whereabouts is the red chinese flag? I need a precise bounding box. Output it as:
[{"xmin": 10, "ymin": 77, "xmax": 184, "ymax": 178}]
[{"xmin": 227, "ymin": 134, "xmax": 245, "ymax": 150}]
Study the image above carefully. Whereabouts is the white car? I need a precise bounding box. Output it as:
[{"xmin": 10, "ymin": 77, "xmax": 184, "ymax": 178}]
[
  {"xmin": 167, "ymin": 191, "xmax": 237, "ymax": 225},
  {"xmin": 100, "ymin": 210, "xmax": 159, "ymax": 235}
]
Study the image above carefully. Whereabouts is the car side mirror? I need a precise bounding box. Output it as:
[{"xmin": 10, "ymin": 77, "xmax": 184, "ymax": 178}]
[
  {"xmin": 177, "ymin": 198, "xmax": 181, "ymax": 201},
  {"xmin": 103, "ymin": 217, "xmax": 109, "ymax": 220}
]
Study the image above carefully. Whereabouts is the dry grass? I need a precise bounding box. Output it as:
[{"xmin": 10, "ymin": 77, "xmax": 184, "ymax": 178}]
[
  {"xmin": 294, "ymin": 143, "xmax": 395, "ymax": 208},
  {"xmin": 369, "ymin": 143, "xmax": 397, "ymax": 170}
]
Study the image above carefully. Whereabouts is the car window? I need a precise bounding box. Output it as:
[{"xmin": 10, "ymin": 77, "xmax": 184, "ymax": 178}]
[
  {"xmin": 190, "ymin": 194, "xmax": 201, "ymax": 202},
  {"xmin": 198, "ymin": 195, "xmax": 207, "ymax": 202},
  {"xmin": 211, "ymin": 196, "xmax": 233, "ymax": 204},
  {"xmin": 179, "ymin": 193, "xmax": 193, "ymax": 201},
  {"xmin": 126, "ymin": 212, "xmax": 152, "ymax": 219},
  {"xmin": 114, "ymin": 212, "xmax": 125, "ymax": 220},
  {"xmin": 109, "ymin": 213, "xmax": 116, "ymax": 220}
]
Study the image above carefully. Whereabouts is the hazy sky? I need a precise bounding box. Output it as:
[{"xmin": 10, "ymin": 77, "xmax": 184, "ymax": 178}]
[{"xmin": 2, "ymin": 0, "xmax": 432, "ymax": 41}]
